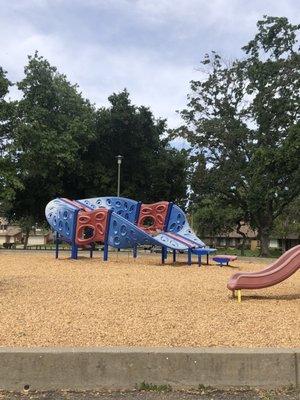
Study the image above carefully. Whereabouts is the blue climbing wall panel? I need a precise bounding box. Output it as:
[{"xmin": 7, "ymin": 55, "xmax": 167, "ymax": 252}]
[
  {"xmin": 79, "ymin": 197, "xmax": 138, "ymax": 224},
  {"xmin": 108, "ymin": 213, "xmax": 157, "ymax": 248},
  {"xmin": 45, "ymin": 198, "xmax": 78, "ymax": 243},
  {"xmin": 166, "ymin": 204, "xmax": 186, "ymax": 233},
  {"xmin": 166, "ymin": 204, "xmax": 205, "ymax": 247}
]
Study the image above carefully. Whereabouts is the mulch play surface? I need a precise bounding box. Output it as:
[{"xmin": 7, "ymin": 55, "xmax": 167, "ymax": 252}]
[{"xmin": 0, "ymin": 251, "xmax": 299, "ymax": 347}]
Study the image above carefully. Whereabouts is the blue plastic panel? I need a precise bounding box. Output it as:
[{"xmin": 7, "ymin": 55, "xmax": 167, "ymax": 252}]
[
  {"xmin": 179, "ymin": 223, "xmax": 206, "ymax": 247},
  {"xmin": 108, "ymin": 213, "xmax": 157, "ymax": 248},
  {"xmin": 45, "ymin": 198, "xmax": 78, "ymax": 242},
  {"xmin": 78, "ymin": 197, "xmax": 138, "ymax": 224},
  {"xmin": 166, "ymin": 204, "xmax": 205, "ymax": 247},
  {"xmin": 166, "ymin": 204, "xmax": 186, "ymax": 233}
]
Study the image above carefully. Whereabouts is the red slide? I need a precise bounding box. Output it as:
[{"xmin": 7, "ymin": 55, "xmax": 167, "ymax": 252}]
[{"xmin": 227, "ymin": 245, "xmax": 300, "ymax": 301}]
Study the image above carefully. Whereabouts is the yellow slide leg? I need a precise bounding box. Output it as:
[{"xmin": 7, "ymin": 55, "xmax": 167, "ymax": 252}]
[{"xmin": 237, "ymin": 290, "xmax": 242, "ymax": 303}]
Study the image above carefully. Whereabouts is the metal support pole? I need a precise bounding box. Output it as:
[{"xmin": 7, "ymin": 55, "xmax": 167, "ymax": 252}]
[
  {"xmin": 198, "ymin": 255, "xmax": 201, "ymax": 267},
  {"xmin": 55, "ymin": 233, "xmax": 59, "ymax": 259},
  {"xmin": 172, "ymin": 249, "xmax": 176, "ymax": 263},
  {"xmin": 161, "ymin": 246, "xmax": 165, "ymax": 264},
  {"xmin": 133, "ymin": 245, "xmax": 137, "ymax": 259},
  {"xmin": 188, "ymin": 248, "xmax": 192, "ymax": 266},
  {"xmin": 103, "ymin": 209, "xmax": 112, "ymax": 262},
  {"xmin": 71, "ymin": 244, "xmax": 78, "ymax": 260},
  {"xmin": 103, "ymin": 242, "xmax": 109, "ymax": 261},
  {"xmin": 90, "ymin": 243, "xmax": 94, "ymax": 258}
]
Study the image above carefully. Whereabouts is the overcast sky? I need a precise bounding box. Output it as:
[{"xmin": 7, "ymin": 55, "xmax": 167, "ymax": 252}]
[{"xmin": 1, "ymin": 0, "xmax": 299, "ymax": 132}]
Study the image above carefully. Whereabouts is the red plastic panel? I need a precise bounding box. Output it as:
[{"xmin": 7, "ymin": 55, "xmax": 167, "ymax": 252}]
[
  {"xmin": 75, "ymin": 208, "xmax": 109, "ymax": 245},
  {"xmin": 137, "ymin": 201, "xmax": 169, "ymax": 234}
]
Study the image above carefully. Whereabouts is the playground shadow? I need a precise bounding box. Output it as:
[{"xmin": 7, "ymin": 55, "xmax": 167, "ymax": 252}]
[{"xmin": 241, "ymin": 293, "xmax": 300, "ymax": 301}]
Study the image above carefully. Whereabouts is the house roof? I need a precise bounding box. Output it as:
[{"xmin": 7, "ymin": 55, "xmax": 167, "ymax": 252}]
[
  {"xmin": 1, "ymin": 226, "xmax": 22, "ymax": 237},
  {"xmin": 29, "ymin": 232, "xmax": 51, "ymax": 237},
  {"xmin": 211, "ymin": 224, "xmax": 257, "ymax": 239}
]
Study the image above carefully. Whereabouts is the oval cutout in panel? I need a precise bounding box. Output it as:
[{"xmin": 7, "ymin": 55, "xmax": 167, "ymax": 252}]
[
  {"xmin": 141, "ymin": 207, "xmax": 151, "ymax": 214},
  {"xmin": 95, "ymin": 212, "xmax": 105, "ymax": 221},
  {"xmin": 156, "ymin": 214, "xmax": 164, "ymax": 224},
  {"xmin": 114, "ymin": 236, "xmax": 120, "ymax": 246},
  {"xmin": 96, "ymin": 224, "xmax": 104, "ymax": 235},
  {"xmin": 78, "ymin": 216, "xmax": 91, "ymax": 224},
  {"xmin": 120, "ymin": 225, "xmax": 127, "ymax": 236},
  {"xmin": 141, "ymin": 216, "xmax": 155, "ymax": 228},
  {"xmin": 77, "ymin": 225, "xmax": 95, "ymax": 241},
  {"xmin": 156, "ymin": 205, "xmax": 166, "ymax": 212},
  {"xmin": 58, "ymin": 220, "xmax": 63, "ymax": 231},
  {"xmin": 65, "ymin": 222, "xmax": 70, "ymax": 235},
  {"xmin": 169, "ymin": 223, "xmax": 176, "ymax": 232}
]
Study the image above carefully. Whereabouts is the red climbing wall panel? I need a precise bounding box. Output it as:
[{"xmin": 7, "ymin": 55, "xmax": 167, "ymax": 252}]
[
  {"xmin": 75, "ymin": 208, "xmax": 109, "ymax": 245},
  {"xmin": 137, "ymin": 201, "xmax": 169, "ymax": 234}
]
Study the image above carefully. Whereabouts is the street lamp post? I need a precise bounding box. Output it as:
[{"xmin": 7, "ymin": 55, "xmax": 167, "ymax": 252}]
[{"xmin": 116, "ymin": 155, "xmax": 123, "ymax": 197}]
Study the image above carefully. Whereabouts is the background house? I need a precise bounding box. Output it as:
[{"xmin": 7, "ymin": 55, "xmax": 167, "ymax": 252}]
[
  {"xmin": 0, "ymin": 225, "xmax": 22, "ymax": 247},
  {"xmin": 27, "ymin": 229, "xmax": 52, "ymax": 245},
  {"xmin": 202, "ymin": 225, "xmax": 299, "ymax": 252}
]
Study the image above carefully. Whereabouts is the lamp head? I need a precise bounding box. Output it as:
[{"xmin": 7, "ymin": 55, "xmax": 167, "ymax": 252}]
[{"xmin": 116, "ymin": 155, "xmax": 123, "ymax": 165}]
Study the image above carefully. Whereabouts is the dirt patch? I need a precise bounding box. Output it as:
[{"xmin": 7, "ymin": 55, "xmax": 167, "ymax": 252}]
[
  {"xmin": 0, "ymin": 251, "xmax": 299, "ymax": 347},
  {"xmin": 0, "ymin": 388, "xmax": 298, "ymax": 400}
]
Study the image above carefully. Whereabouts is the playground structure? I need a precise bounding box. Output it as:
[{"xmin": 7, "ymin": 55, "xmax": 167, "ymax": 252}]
[
  {"xmin": 227, "ymin": 245, "xmax": 300, "ymax": 302},
  {"xmin": 45, "ymin": 196, "xmax": 216, "ymax": 264}
]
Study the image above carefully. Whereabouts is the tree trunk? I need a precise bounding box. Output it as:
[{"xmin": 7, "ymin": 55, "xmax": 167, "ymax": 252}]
[
  {"xmin": 236, "ymin": 221, "xmax": 246, "ymax": 256},
  {"xmin": 23, "ymin": 228, "xmax": 30, "ymax": 250},
  {"xmin": 258, "ymin": 227, "xmax": 270, "ymax": 257}
]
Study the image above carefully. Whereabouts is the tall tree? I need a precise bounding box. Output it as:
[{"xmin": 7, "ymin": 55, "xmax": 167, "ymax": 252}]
[
  {"xmin": 75, "ymin": 90, "xmax": 188, "ymax": 204},
  {"xmin": 0, "ymin": 66, "xmax": 20, "ymax": 214},
  {"xmin": 9, "ymin": 53, "xmax": 95, "ymax": 246},
  {"xmin": 175, "ymin": 16, "xmax": 300, "ymax": 256},
  {"xmin": 272, "ymin": 196, "xmax": 300, "ymax": 251}
]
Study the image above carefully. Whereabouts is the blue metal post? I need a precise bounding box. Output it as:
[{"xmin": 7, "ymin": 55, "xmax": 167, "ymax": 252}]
[
  {"xmin": 161, "ymin": 246, "xmax": 165, "ymax": 264},
  {"xmin": 133, "ymin": 245, "xmax": 137, "ymax": 259},
  {"xmin": 188, "ymin": 248, "xmax": 192, "ymax": 266},
  {"xmin": 55, "ymin": 232, "xmax": 59, "ymax": 259},
  {"xmin": 134, "ymin": 201, "xmax": 142, "ymax": 224},
  {"xmin": 103, "ymin": 209, "xmax": 112, "ymax": 262},
  {"xmin": 198, "ymin": 255, "xmax": 202, "ymax": 267},
  {"xmin": 164, "ymin": 246, "xmax": 168, "ymax": 260},
  {"xmin": 70, "ymin": 209, "xmax": 79, "ymax": 260},
  {"xmin": 103, "ymin": 242, "xmax": 109, "ymax": 261},
  {"xmin": 71, "ymin": 244, "xmax": 78, "ymax": 260},
  {"xmin": 173, "ymin": 249, "xmax": 176, "ymax": 263},
  {"xmin": 90, "ymin": 243, "xmax": 94, "ymax": 258}
]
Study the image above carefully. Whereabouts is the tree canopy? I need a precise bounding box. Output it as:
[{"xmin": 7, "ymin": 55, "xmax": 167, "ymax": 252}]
[{"xmin": 174, "ymin": 16, "xmax": 300, "ymax": 255}]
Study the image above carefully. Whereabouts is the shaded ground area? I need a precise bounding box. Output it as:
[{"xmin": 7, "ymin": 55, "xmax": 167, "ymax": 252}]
[
  {"xmin": 0, "ymin": 251, "xmax": 299, "ymax": 347},
  {"xmin": 0, "ymin": 388, "xmax": 298, "ymax": 400}
]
